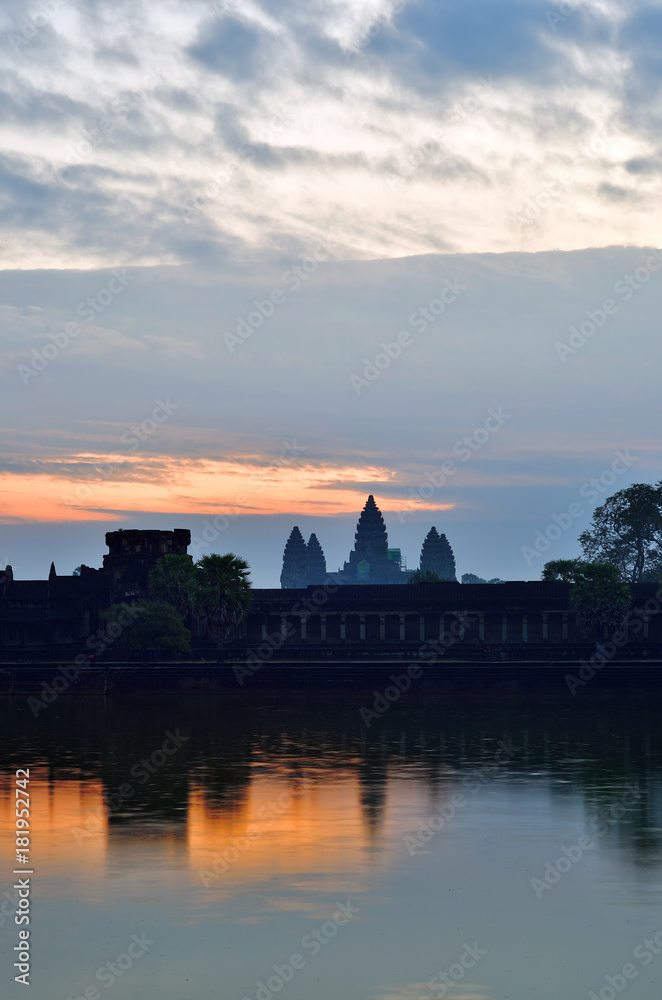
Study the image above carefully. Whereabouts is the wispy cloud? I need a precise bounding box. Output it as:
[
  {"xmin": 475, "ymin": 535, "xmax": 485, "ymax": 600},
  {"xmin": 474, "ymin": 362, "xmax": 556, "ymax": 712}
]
[{"xmin": 1, "ymin": 0, "xmax": 662, "ymax": 267}]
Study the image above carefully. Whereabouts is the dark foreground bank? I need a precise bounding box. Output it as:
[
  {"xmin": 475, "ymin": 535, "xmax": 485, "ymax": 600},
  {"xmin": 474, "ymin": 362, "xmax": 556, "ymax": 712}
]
[{"xmin": 1, "ymin": 659, "xmax": 662, "ymax": 701}]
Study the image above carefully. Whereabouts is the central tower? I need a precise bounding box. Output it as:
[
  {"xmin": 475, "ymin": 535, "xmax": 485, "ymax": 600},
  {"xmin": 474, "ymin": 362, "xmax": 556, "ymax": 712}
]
[
  {"xmin": 344, "ymin": 495, "xmax": 402, "ymax": 583},
  {"xmin": 348, "ymin": 495, "xmax": 388, "ymax": 570}
]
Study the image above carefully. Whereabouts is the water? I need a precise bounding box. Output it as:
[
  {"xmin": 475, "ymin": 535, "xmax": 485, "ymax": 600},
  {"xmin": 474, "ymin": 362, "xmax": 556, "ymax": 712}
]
[{"xmin": 1, "ymin": 694, "xmax": 661, "ymax": 1000}]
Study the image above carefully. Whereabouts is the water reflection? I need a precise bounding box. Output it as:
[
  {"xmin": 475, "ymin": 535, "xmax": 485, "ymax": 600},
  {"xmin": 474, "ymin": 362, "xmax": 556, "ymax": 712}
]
[
  {"xmin": 0, "ymin": 695, "xmax": 661, "ymax": 1000},
  {"xmin": 2, "ymin": 698, "xmax": 661, "ymax": 860}
]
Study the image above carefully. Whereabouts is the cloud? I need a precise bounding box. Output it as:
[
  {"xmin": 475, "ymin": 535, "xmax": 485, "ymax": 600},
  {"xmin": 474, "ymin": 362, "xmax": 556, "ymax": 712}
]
[
  {"xmin": 3, "ymin": 1, "xmax": 662, "ymax": 583},
  {"xmin": 188, "ymin": 16, "xmax": 268, "ymax": 81},
  {"xmin": 370, "ymin": 0, "xmax": 565, "ymax": 85},
  {"xmin": 625, "ymin": 155, "xmax": 662, "ymax": 175},
  {"xmin": 1, "ymin": 245, "xmax": 660, "ymax": 583},
  {"xmin": 621, "ymin": 5, "xmax": 662, "ymax": 91},
  {"xmin": 0, "ymin": 0, "xmax": 660, "ymax": 266}
]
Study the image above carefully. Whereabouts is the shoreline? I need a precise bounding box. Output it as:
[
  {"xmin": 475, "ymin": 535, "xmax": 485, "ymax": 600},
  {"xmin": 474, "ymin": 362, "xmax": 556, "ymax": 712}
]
[{"xmin": 2, "ymin": 661, "xmax": 661, "ymax": 699}]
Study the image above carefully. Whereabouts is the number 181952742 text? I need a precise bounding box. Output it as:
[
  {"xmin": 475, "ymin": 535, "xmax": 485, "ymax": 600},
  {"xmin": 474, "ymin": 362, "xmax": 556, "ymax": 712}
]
[{"xmin": 13, "ymin": 768, "xmax": 32, "ymax": 986}]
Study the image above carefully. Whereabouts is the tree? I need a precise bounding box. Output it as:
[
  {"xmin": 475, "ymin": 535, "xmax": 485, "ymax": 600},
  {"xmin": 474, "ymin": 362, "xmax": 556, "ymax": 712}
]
[
  {"xmin": 541, "ymin": 559, "xmax": 584, "ymax": 582},
  {"xmin": 568, "ymin": 563, "xmax": 631, "ymax": 637},
  {"xmin": 641, "ymin": 556, "xmax": 662, "ymax": 583},
  {"xmin": 73, "ymin": 566, "xmax": 81, "ymax": 576},
  {"xmin": 189, "ymin": 553, "xmax": 252, "ymax": 662},
  {"xmin": 408, "ymin": 569, "xmax": 445, "ymax": 584},
  {"xmin": 104, "ymin": 601, "xmax": 191, "ymax": 657},
  {"xmin": 148, "ymin": 554, "xmax": 197, "ymax": 620},
  {"xmin": 579, "ymin": 483, "xmax": 662, "ymax": 583},
  {"xmin": 461, "ymin": 573, "xmax": 505, "ymax": 584}
]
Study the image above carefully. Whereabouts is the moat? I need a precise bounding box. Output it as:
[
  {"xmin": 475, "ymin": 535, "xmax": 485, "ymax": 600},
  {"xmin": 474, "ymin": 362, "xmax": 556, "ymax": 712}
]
[{"xmin": 1, "ymin": 694, "xmax": 661, "ymax": 1000}]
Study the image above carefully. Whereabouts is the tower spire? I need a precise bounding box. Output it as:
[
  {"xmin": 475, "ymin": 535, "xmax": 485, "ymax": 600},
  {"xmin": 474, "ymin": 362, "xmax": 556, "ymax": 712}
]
[
  {"xmin": 280, "ymin": 527, "xmax": 309, "ymax": 588},
  {"xmin": 420, "ymin": 527, "xmax": 456, "ymax": 581},
  {"xmin": 351, "ymin": 495, "xmax": 389, "ymax": 565},
  {"xmin": 307, "ymin": 533, "xmax": 326, "ymax": 584},
  {"xmin": 343, "ymin": 495, "xmax": 401, "ymax": 582}
]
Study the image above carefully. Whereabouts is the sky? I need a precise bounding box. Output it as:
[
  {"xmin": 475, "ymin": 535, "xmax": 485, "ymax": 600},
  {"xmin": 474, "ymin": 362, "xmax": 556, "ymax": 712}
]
[{"xmin": 1, "ymin": 0, "xmax": 661, "ymax": 586}]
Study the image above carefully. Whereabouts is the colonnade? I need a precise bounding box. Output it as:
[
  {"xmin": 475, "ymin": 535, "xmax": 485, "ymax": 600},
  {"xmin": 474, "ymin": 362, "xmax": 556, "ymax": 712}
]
[{"xmin": 247, "ymin": 609, "xmax": 617, "ymax": 644}]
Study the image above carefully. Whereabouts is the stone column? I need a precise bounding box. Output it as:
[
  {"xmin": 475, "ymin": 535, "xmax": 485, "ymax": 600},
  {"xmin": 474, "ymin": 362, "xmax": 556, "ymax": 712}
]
[
  {"xmin": 399, "ymin": 615, "xmax": 406, "ymax": 641},
  {"xmin": 562, "ymin": 613, "xmax": 568, "ymax": 641},
  {"xmin": 320, "ymin": 614, "xmax": 327, "ymax": 641},
  {"xmin": 261, "ymin": 617, "xmax": 268, "ymax": 641},
  {"xmin": 522, "ymin": 614, "xmax": 528, "ymax": 642},
  {"xmin": 542, "ymin": 613, "xmax": 548, "ymax": 641},
  {"xmin": 360, "ymin": 615, "xmax": 365, "ymax": 641},
  {"xmin": 300, "ymin": 616, "xmax": 307, "ymax": 641},
  {"xmin": 501, "ymin": 615, "xmax": 508, "ymax": 642},
  {"xmin": 419, "ymin": 615, "xmax": 425, "ymax": 642},
  {"xmin": 379, "ymin": 614, "xmax": 385, "ymax": 641},
  {"xmin": 478, "ymin": 612, "xmax": 485, "ymax": 641},
  {"xmin": 340, "ymin": 614, "xmax": 346, "ymax": 641},
  {"xmin": 281, "ymin": 614, "xmax": 288, "ymax": 640}
]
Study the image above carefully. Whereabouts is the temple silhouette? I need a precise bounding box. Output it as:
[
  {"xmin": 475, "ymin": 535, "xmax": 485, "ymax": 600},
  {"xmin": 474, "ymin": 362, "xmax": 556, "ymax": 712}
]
[
  {"xmin": 280, "ymin": 494, "xmax": 457, "ymax": 587},
  {"xmin": 2, "ymin": 522, "xmax": 662, "ymax": 665}
]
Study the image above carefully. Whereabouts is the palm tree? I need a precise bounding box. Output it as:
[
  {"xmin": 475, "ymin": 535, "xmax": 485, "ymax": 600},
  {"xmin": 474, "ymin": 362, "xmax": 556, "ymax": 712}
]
[{"xmin": 189, "ymin": 554, "xmax": 253, "ymax": 662}]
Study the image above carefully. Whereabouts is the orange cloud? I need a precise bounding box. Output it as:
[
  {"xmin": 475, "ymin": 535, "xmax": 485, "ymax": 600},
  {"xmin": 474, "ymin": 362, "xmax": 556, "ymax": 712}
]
[{"xmin": 0, "ymin": 455, "xmax": 454, "ymax": 522}]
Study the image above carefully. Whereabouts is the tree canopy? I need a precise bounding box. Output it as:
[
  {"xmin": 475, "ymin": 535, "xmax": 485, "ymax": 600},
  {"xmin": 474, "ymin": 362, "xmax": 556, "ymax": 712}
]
[
  {"xmin": 148, "ymin": 553, "xmax": 197, "ymax": 617},
  {"xmin": 104, "ymin": 601, "xmax": 192, "ymax": 656},
  {"xmin": 188, "ymin": 553, "xmax": 253, "ymax": 661},
  {"xmin": 146, "ymin": 551, "xmax": 253, "ymax": 661},
  {"xmin": 541, "ymin": 559, "xmax": 584, "ymax": 582},
  {"xmin": 568, "ymin": 563, "xmax": 631, "ymax": 636},
  {"xmin": 408, "ymin": 569, "xmax": 446, "ymax": 584},
  {"xmin": 579, "ymin": 482, "xmax": 662, "ymax": 583},
  {"xmin": 461, "ymin": 573, "xmax": 505, "ymax": 584}
]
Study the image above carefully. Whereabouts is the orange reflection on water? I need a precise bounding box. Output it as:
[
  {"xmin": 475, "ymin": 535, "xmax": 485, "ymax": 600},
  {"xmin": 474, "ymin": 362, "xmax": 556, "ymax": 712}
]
[
  {"xmin": 0, "ymin": 771, "xmax": 107, "ymax": 875},
  {"xmin": 0, "ymin": 767, "xmax": 455, "ymax": 908},
  {"xmin": 186, "ymin": 769, "xmax": 446, "ymax": 890},
  {"xmin": 188, "ymin": 776, "xmax": 369, "ymax": 878}
]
